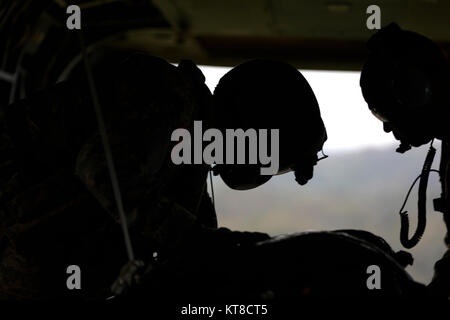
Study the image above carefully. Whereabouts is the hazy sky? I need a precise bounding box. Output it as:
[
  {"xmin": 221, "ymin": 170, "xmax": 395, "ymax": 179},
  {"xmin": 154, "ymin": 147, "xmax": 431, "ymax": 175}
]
[{"xmin": 199, "ymin": 66, "xmax": 398, "ymax": 152}]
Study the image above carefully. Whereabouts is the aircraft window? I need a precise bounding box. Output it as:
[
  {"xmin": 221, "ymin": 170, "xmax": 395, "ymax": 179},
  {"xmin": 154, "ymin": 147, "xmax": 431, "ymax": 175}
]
[{"xmin": 201, "ymin": 66, "xmax": 446, "ymax": 284}]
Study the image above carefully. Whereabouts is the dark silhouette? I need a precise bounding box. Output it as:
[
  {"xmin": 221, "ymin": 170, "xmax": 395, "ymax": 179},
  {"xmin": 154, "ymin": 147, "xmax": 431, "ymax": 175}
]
[
  {"xmin": 212, "ymin": 59, "xmax": 327, "ymax": 189},
  {"xmin": 0, "ymin": 53, "xmax": 217, "ymax": 298},
  {"xmin": 0, "ymin": 1, "xmax": 446, "ymax": 306},
  {"xmin": 121, "ymin": 59, "xmax": 426, "ymax": 304},
  {"xmin": 360, "ymin": 23, "xmax": 450, "ymax": 297}
]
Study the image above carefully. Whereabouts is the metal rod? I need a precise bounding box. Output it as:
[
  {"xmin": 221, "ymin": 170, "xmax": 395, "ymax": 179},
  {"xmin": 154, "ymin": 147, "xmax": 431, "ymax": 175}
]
[{"xmin": 77, "ymin": 31, "xmax": 135, "ymax": 261}]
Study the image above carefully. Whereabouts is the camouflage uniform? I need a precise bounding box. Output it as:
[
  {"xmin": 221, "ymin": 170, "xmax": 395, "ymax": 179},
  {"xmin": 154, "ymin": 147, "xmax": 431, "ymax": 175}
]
[{"xmin": 0, "ymin": 54, "xmax": 216, "ymax": 299}]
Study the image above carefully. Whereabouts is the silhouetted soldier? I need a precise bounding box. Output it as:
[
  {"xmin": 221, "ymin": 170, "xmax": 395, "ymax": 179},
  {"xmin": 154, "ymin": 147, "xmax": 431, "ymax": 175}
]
[
  {"xmin": 0, "ymin": 53, "xmax": 217, "ymax": 298},
  {"xmin": 127, "ymin": 59, "xmax": 425, "ymax": 306},
  {"xmin": 360, "ymin": 23, "xmax": 450, "ymax": 298}
]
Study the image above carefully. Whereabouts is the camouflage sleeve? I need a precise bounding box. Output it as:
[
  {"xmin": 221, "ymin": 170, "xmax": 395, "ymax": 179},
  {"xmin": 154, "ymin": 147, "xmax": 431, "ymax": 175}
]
[
  {"xmin": 75, "ymin": 55, "xmax": 218, "ymax": 249},
  {"xmin": 75, "ymin": 129, "xmax": 215, "ymax": 250}
]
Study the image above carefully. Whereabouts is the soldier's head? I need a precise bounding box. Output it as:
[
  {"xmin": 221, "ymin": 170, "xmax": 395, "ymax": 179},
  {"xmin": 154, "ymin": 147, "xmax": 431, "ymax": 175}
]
[
  {"xmin": 212, "ymin": 59, "xmax": 327, "ymax": 189},
  {"xmin": 360, "ymin": 23, "xmax": 450, "ymax": 152}
]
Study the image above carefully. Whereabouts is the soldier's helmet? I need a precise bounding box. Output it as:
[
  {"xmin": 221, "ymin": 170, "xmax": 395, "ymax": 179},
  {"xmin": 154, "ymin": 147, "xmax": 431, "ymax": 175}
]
[
  {"xmin": 212, "ymin": 59, "xmax": 327, "ymax": 189},
  {"xmin": 360, "ymin": 23, "xmax": 450, "ymax": 152}
]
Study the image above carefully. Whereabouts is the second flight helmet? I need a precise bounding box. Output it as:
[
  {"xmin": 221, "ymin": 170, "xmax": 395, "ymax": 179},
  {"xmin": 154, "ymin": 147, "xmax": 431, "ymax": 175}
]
[
  {"xmin": 360, "ymin": 23, "xmax": 450, "ymax": 153},
  {"xmin": 212, "ymin": 59, "xmax": 327, "ymax": 190}
]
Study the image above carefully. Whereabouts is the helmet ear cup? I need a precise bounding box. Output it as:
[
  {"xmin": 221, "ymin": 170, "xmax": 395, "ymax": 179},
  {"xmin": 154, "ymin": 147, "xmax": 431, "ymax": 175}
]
[{"xmin": 391, "ymin": 66, "xmax": 432, "ymax": 109}]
